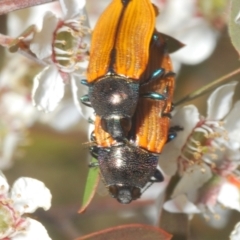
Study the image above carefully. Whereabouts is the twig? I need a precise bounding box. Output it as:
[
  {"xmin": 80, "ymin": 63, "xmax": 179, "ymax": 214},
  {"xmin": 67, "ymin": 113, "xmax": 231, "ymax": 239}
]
[
  {"xmin": 158, "ymin": 175, "xmax": 190, "ymax": 240},
  {"xmin": 175, "ymin": 68, "xmax": 240, "ymax": 106},
  {"xmin": 0, "ymin": 32, "xmax": 47, "ymax": 66},
  {"xmin": 160, "ymin": 210, "xmax": 190, "ymax": 240},
  {"xmin": 0, "ymin": 15, "xmax": 7, "ymax": 69},
  {"xmin": 0, "ymin": 33, "xmax": 13, "ymax": 47},
  {"xmin": 0, "ymin": 0, "xmax": 57, "ymax": 15}
]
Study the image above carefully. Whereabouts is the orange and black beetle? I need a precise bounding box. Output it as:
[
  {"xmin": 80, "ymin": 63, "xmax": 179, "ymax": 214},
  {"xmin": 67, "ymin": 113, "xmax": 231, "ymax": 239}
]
[
  {"xmin": 89, "ymin": 31, "xmax": 178, "ymax": 204},
  {"xmin": 81, "ymin": 0, "xmax": 156, "ymax": 140}
]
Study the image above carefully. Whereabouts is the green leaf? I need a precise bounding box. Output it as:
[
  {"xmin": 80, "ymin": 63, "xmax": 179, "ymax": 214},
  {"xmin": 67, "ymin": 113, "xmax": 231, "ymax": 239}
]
[
  {"xmin": 229, "ymin": 0, "xmax": 240, "ymax": 56},
  {"xmin": 78, "ymin": 158, "xmax": 100, "ymax": 214},
  {"xmin": 76, "ymin": 224, "xmax": 172, "ymax": 240}
]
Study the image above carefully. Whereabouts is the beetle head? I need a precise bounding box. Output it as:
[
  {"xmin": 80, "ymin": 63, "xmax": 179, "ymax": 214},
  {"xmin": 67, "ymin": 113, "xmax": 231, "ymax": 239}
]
[{"xmin": 97, "ymin": 143, "xmax": 158, "ymax": 204}]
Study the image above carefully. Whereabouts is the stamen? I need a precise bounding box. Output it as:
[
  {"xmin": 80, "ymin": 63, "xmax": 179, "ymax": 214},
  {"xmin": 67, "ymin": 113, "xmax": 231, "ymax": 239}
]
[
  {"xmin": 194, "ymin": 127, "xmax": 209, "ymax": 135},
  {"xmin": 55, "ymin": 56, "xmax": 71, "ymax": 61},
  {"xmin": 179, "ymin": 153, "xmax": 190, "ymax": 162},
  {"xmin": 53, "ymin": 47, "xmax": 73, "ymax": 55},
  {"xmin": 201, "ymin": 124, "xmax": 214, "ymax": 134},
  {"xmin": 52, "ymin": 17, "xmax": 90, "ymax": 73},
  {"xmin": 189, "ymin": 137, "xmax": 201, "ymax": 146},
  {"xmin": 56, "ymin": 26, "xmax": 72, "ymax": 34},
  {"xmin": 185, "ymin": 142, "xmax": 201, "ymax": 152},
  {"xmin": 193, "ymin": 152, "xmax": 202, "ymax": 160},
  {"xmin": 210, "ymin": 153, "xmax": 217, "ymax": 160},
  {"xmin": 54, "ymin": 40, "xmax": 66, "ymax": 45}
]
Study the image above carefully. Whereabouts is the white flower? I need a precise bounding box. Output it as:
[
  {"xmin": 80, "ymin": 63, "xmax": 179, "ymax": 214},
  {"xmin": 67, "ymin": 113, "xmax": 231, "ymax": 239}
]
[
  {"xmin": 163, "ymin": 194, "xmax": 201, "ymax": 214},
  {"xmin": 0, "ymin": 132, "xmax": 22, "ymax": 169},
  {"xmin": 230, "ymin": 221, "xmax": 240, "ymax": 240},
  {"xmin": 39, "ymin": 99, "xmax": 90, "ymax": 131},
  {"xmin": 218, "ymin": 176, "xmax": 240, "ymax": 211},
  {"xmin": 0, "ymin": 172, "xmax": 52, "ymax": 239},
  {"xmin": 160, "ymin": 82, "xmax": 237, "ymax": 176},
  {"xmin": 160, "ymin": 82, "xmax": 240, "ymax": 215},
  {"xmin": 0, "ymin": 90, "xmax": 38, "ymax": 170},
  {"xmin": 29, "ymin": 0, "xmax": 90, "ymax": 113},
  {"xmin": 7, "ymin": 2, "xmax": 61, "ymax": 37},
  {"xmin": 153, "ymin": 0, "xmax": 220, "ymax": 71}
]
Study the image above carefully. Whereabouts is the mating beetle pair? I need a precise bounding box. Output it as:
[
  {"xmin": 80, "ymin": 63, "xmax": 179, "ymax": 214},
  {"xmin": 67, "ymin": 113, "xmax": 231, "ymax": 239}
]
[{"xmin": 81, "ymin": 0, "xmax": 179, "ymax": 204}]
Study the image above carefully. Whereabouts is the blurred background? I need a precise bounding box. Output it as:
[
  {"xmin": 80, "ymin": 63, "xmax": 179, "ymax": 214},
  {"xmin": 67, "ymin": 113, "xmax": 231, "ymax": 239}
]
[{"xmin": 0, "ymin": 0, "xmax": 240, "ymax": 239}]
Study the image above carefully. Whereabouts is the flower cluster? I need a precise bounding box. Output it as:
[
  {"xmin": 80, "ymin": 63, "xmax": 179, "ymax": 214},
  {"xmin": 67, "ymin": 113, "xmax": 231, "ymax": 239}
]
[
  {"xmin": 0, "ymin": 56, "xmax": 40, "ymax": 169},
  {"xmin": 152, "ymin": 0, "xmax": 227, "ymax": 71},
  {"xmin": 0, "ymin": 172, "xmax": 52, "ymax": 239},
  {"xmin": 16, "ymin": 0, "xmax": 91, "ymax": 113},
  {"xmin": 159, "ymin": 82, "xmax": 240, "ymax": 219},
  {"xmin": 0, "ymin": 0, "xmax": 239, "ymax": 239}
]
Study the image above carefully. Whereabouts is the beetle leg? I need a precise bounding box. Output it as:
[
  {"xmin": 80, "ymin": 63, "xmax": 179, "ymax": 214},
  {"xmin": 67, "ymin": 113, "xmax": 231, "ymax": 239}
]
[
  {"xmin": 80, "ymin": 79, "xmax": 89, "ymax": 86},
  {"xmin": 167, "ymin": 125, "xmax": 183, "ymax": 142},
  {"xmin": 141, "ymin": 68, "xmax": 165, "ymax": 86},
  {"xmin": 167, "ymin": 132, "xmax": 177, "ymax": 142},
  {"xmin": 141, "ymin": 169, "xmax": 164, "ymax": 194},
  {"xmin": 140, "ymin": 92, "xmax": 166, "ymax": 100},
  {"xmin": 88, "ymin": 161, "xmax": 99, "ymax": 168},
  {"xmin": 170, "ymin": 102, "xmax": 175, "ymax": 111},
  {"xmin": 88, "ymin": 118, "xmax": 94, "ymax": 124},
  {"xmin": 89, "ymin": 145, "xmax": 99, "ymax": 160},
  {"xmin": 164, "ymin": 71, "xmax": 175, "ymax": 78},
  {"xmin": 90, "ymin": 131, "xmax": 96, "ymax": 141},
  {"xmin": 162, "ymin": 102, "xmax": 174, "ymax": 118},
  {"xmin": 149, "ymin": 68, "xmax": 165, "ymax": 81},
  {"xmin": 80, "ymin": 95, "xmax": 92, "ymax": 107},
  {"xmin": 162, "ymin": 112, "xmax": 172, "ymax": 118},
  {"xmin": 150, "ymin": 169, "xmax": 164, "ymax": 182}
]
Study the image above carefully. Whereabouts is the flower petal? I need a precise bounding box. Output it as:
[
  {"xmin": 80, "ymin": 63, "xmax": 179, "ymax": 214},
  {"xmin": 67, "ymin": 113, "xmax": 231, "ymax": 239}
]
[
  {"xmin": 12, "ymin": 218, "xmax": 51, "ymax": 240},
  {"xmin": 230, "ymin": 221, "xmax": 240, "ymax": 240},
  {"xmin": 171, "ymin": 105, "xmax": 200, "ymax": 149},
  {"xmin": 158, "ymin": 143, "xmax": 181, "ymax": 176},
  {"xmin": 163, "ymin": 194, "xmax": 201, "ymax": 214},
  {"xmin": 0, "ymin": 171, "xmax": 9, "ymax": 194},
  {"xmin": 156, "ymin": 0, "xmax": 218, "ymax": 65},
  {"xmin": 32, "ymin": 65, "xmax": 65, "ymax": 112},
  {"xmin": 59, "ymin": 0, "xmax": 86, "ymax": 19},
  {"xmin": 207, "ymin": 82, "xmax": 238, "ymax": 120},
  {"xmin": 156, "ymin": 0, "xmax": 195, "ymax": 33},
  {"xmin": 170, "ymin": 19, "xmax": 218, "ymax": 65},
  {"xmin": 10, "ymin": 177, "xmax": 52, "ymax": 214},
  {"xmin": 225, "ymin": 100, "xmax": 240, "ymax": 133},
  {"xmin": 236, "ymin": 10, "xmax": 240, "ymax": 24},
  {"xmin": 30, "ymin": 12, "xmax": 58, "ymax": 60},
  {"xmin": 40, "ymin": 100, "xmax": 82, "ymax": 131},
  {"xmin": 172, "ymin": 164, "xmax": 212, "ymax": 198},
  {"xmin": 218, "ymin": 182, "xmax": 240, "ymax": 211},
  {"xmin": 159, "ymin": 105, "xmax": 199, "ymax": 176},
  {"xmin": 0, "ymin": 132, "xmax": 21, "ymax": 170}
]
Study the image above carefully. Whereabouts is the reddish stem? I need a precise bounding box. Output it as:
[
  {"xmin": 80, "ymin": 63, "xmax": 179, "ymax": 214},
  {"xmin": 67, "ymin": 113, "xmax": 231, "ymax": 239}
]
[
  {"xmin": 0, "ymin": 0, "xmax": 57, "ymax": 15},
  {"xmin": 0, "ymin": 33, "xmax": 13, "ymax": 47}
]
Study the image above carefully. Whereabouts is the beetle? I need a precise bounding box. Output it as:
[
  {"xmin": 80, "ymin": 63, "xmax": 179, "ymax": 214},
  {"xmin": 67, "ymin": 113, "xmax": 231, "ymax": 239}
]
[
  {"xmin": 89, "ymin": 134, "xmax": 163, "ymax": 204},
  {"xmin": 88, "ymin": 31, "xmax": 178, "ymax": 204},
  {"xmin": 81, "ymin": 0, "xmax": 156, "ymax": 140},
  {"xmin": 130, "ymin": 32, "xmax": 175, "ymax": 153}
]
